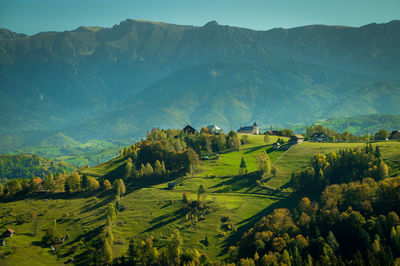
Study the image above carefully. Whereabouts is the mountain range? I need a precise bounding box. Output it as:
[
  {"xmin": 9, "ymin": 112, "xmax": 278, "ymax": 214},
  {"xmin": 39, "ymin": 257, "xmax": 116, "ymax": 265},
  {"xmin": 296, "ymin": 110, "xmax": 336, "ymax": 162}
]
[{"xmin": 1, "ymin": 19, "xmax": 400, "ymax": 143}]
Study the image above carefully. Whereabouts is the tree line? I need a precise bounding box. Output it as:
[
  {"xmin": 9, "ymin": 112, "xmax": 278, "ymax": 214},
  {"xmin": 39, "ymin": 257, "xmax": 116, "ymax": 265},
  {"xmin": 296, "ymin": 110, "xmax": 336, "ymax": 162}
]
[
  {"xmin": 305, "ymin": 124, "xmax": 397, "ymax": 142},
  {"xmin": 119, "ymin": 128, "xmax": 243, "ymax": 178},
  {"xmin": 0, "ymin": 154, "xmax": 74, "ymax": 181},
  {"xmin": 292, "ymin": 145, "xmax": 389, "ymax": 193}
]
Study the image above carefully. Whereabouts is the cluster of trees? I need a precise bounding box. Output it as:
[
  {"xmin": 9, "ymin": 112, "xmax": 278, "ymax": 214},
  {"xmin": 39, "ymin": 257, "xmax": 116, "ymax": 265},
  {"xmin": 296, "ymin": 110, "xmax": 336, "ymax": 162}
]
[
  {"xmin": 0, "ymin": 175, "xmax": 63, "ymax": 197},
  {"xmin": 374, "ymin": 129, "xmax": 390, "ymax": 140},
  {"xmin": 112, "ymin": 230, "xmax": 211, "ymax": 265},
  {"xmin": 0, "ymin": 154, "xmax": 74, "ymax": 181},
  {"xmin": 94, "ymin": 179, "xmax": 127, "ymax": 265},
  {"xmin": 121, "ymin": 142, "xmax": 199, "ymax": 179},
  {"xmin": 266, "ymin": 129, "xmax": 294, "ymax": 137},
  {"xmin": 230, "ymin": 175, "xmax": 400, "ymax": 265},
  {"xmin": 0, "ymin": 169, "xmax": 120, "ymax": 198},
  {"xmin": 91, "ymin": 178, "xmax": 212, "ymax": 265},
  {"xmin": 305, "ymin": 125, "xmax": 368, "ymax": 142},
  {"xmin": 123, "ymin": 128, "xmax": 241, "ymax": 162},
  {"xmin": 263, "ymin": 135, "xmax": 287, "ymax": 146},
  {"xmin": 119, "ymin": 128, "xmax": 244, "ymax": 179},
  {"xmin": 182, "ymin": 185, "xmax": 211, "ymax": 222},
  {"xmin": 42, "ymin": 220, "xmax": 63, "ymax": 245},
  {"xmin": 292, "ymin": 145, "xmax": 389, "ymax": 192},
  {"xmin": 239, "ymin": 152, "xmax": 274, "ymax": 178}
]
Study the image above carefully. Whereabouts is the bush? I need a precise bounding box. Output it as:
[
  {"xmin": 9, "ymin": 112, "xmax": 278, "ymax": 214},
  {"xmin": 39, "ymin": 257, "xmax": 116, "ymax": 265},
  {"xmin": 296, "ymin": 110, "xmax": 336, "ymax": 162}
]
[{"xmin": 42, "ymin": 226, "xmax": 63, "ymax": 245}]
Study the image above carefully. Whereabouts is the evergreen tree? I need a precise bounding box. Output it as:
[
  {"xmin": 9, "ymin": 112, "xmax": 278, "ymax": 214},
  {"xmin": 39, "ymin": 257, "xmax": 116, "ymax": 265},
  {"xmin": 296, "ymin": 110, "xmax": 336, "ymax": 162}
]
[
  {"xmin": 154, "ymin": 160, "xmax": 165, "ymax": 175},
  {"xmin": 239, "ymin": 157, "xmax": 248, "ymax": 175},
  {"xmin": 161, "ymin": 161, "xmax": 166, "ymax": 173},
  {"xmin": 81, "ymin": 175, "xmax": 90, "ymax": 191},
  {"xmin": 281, "ymin": 250, "xmax": 291, "ymax": 266},
  {"xmin": 140, "ymin": 163, "xmax": 146, "ymax": 176},
  {"xmin": 204, "ymin": 235, "xmax": 209, "ymax": 246},
  {"xmin": 326, "ymin": 231, "xmax": 340, "ymax": 252},
  {"xmin": 145, "ymin": 162, "xmax": 154, "ymax": 175}
]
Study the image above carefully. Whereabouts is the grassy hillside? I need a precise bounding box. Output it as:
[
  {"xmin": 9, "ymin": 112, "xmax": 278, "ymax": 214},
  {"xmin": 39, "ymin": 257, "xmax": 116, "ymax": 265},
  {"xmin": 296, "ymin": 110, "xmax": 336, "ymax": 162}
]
[
  {"xmin": 0, "ymin": 192, "xmax": 113, "ymax": 265},
  {"xmin": 1, "ymin": 137, "xmax": 399, "ymax": 264},
  {"xmin": 264, "ymin": 140, "xmax": 400, "ymax": 189},
  {"xmin": 199, "ymin": 135, "xmax": 288, "ymax": 177}
]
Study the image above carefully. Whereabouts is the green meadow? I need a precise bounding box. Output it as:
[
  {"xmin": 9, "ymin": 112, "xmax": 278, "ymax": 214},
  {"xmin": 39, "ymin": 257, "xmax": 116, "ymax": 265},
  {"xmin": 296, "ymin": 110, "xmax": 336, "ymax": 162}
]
[
  {"xmin": 265, "ymin": 140, "xmax": 400, "ymax": 189},
  {"xmin": 1, "ymin": 136, "xmax": 400, "ymax": 264},
  {"xmin": 199, "ymin": 135, "xmax": 288, "ymax": 177}
]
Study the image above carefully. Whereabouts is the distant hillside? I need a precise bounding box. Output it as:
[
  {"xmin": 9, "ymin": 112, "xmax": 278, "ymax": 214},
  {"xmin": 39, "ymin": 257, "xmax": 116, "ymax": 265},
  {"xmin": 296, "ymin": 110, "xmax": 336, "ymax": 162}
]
[
  {"xmin": 0, "ymin": 154, "xmax": 75, "ymax": 181},
  {"xmin": 1, "ymin": 19, "xmax": 400, "ymax": 142},
  {"xmin": 65, "ymin": 61, "xmax": 400, "ymax": 140},
  {"xmin": 318, "ymin": 114, "xmax": 400, "ymax": 134},
  {"xmin": 288, "ymin": 114, "xmax": 400, "ymax": 135},
  {"xmin": 0, "ymin": 131, "xmax": 79, "ymax": 151},
  {"xmin": 0, "ymin": 132, "xmax": 129, "ymax": 167}
]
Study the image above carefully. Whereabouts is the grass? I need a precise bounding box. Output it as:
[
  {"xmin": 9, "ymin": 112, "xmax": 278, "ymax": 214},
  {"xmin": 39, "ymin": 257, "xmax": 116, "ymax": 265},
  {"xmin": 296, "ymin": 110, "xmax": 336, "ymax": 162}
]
[
  {"xmin": 264, "ymin": 140, "xmax": 400, "ymax": 189},
  {"xmin": 1, "ymin": 138, "xmax": 399, "ymax": 264},
  {"xmin": 199, "ymin": 134, "xmax": 288, "ymax": 177},
  {"xmin": 376, "ymin": 140, "xmax": 400, "ymax": 177},
  {"xmin": 0, "ymin": 193, "xmax": 113, "ymax": 265},
  {"xmin": 0, "ymin": 174, "xmax": 296, "ymax": 263},
  {"xmin": 112, "ymin": 174, "xmax": 296, "ymax": 260}
]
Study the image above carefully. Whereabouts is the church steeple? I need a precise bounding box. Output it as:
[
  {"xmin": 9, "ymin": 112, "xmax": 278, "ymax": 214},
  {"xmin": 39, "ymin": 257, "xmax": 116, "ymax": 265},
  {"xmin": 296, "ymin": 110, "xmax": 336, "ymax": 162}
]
[{"xmin": 252, "ymin": 122, "xmax": 259, "ymax": 135}]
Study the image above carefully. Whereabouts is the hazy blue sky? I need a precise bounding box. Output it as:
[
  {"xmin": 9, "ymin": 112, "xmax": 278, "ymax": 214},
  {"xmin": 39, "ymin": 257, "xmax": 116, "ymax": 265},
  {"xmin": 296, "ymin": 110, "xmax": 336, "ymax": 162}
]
[{"xmin": 1, "ymin": 0, "xmax": 399, "ymax": 35}]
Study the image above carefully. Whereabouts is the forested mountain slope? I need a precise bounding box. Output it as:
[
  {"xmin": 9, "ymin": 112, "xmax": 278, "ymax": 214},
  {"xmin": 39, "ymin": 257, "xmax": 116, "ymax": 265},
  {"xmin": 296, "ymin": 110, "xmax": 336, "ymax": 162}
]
[{"xmin": 1, "ymin": 19, "xmax": 400, "ymax": 141}]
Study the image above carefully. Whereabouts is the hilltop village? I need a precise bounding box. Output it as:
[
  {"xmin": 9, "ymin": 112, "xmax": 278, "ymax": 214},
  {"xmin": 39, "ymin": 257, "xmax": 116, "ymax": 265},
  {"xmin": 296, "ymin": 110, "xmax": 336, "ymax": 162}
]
[{"xmin": 183, "ymin": 122, "xmax": 400, "ymax": 145}]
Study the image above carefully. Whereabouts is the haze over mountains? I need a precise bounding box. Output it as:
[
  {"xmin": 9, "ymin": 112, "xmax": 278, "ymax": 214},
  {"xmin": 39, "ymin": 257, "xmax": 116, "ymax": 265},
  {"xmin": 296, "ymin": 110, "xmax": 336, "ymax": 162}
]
[{"xmin": 1, "ymin": 19, "xmax": 400, "ymax": 142}]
